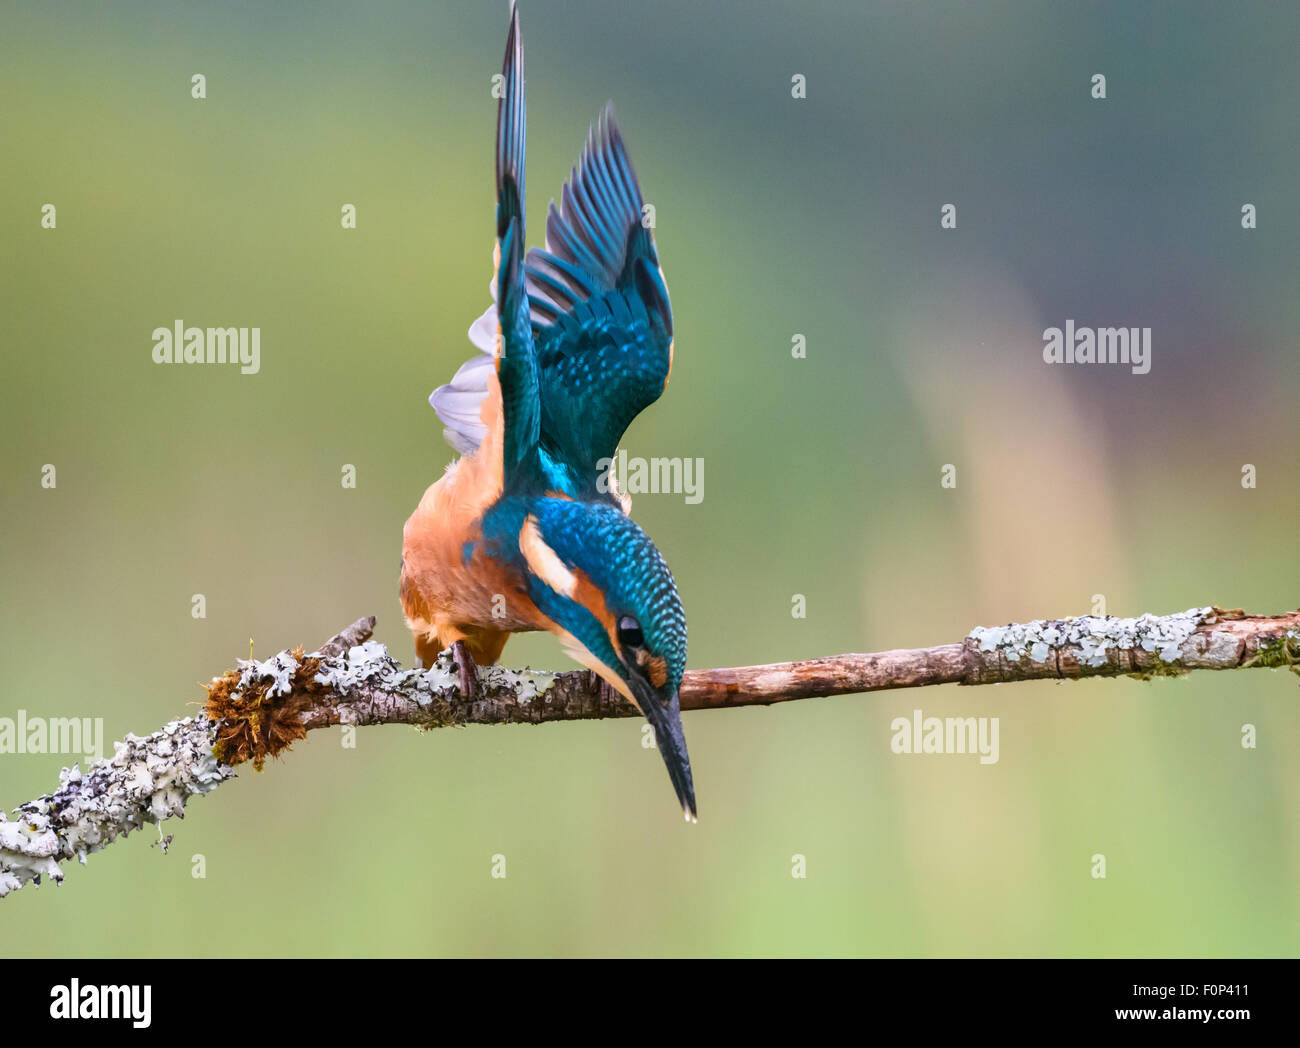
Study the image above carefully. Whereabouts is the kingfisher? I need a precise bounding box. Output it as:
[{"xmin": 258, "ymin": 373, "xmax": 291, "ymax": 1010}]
[{"xmin": 399, "ymin": 5, "xmax": 695, "ymax": 820}]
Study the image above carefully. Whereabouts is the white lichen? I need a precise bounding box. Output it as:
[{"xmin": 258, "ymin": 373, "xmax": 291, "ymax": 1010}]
[
  {"xmin": 312, "ymin": 639, "xmax": 454, "ymax": 706},
  {"xmin": 478, "ymin": 663, "xmax": 555, "ymax": 702},
  {"xmin": 968, "ymin": 607, "xmax": 1215, "ymax": 670},
  {"xmin": 310, "ymin": 640, "xmax": 555, "ymax": 705},
  {"xmin": 1, "ymin": 639, "xmax": 533, "ymax": 898},
  {"xmin": 235, "ymin": 650, "xmax": 300, "ymax": 698},
  {"xmin": 0, "ymin": 716, "xmax": 233, "ymax": 898}
]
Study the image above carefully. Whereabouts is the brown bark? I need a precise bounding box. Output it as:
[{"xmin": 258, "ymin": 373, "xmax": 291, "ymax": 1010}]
[{"xmin": 679, "ymin": 609, "xmax": 1299, "ymax": 710}]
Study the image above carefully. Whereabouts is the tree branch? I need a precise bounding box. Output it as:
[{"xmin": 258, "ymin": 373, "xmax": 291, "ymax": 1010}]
[{"xmin": 3, "ymin": 605, "xmax": 1296, "ymax": 897}]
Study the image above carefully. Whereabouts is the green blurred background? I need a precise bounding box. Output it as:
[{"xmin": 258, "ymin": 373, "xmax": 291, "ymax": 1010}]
[{"xmin": 2, "ymin": 0, "xmax": 1298, "ymax": 956}]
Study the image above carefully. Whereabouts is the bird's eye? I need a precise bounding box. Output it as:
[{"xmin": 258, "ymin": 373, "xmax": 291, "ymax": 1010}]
[{"xmin": 617, "ymin": 616, "xmax": 644, "ymax": 648}]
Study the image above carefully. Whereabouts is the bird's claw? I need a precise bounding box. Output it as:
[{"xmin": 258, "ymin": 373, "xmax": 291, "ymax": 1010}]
[{"xmin": 452, "ymin": 641, "xmax": 479, "ymax": 700}]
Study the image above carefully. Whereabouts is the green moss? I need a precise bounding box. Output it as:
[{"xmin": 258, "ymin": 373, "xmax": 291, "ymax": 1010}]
[
  {"xmin": 410, "ymin": 698, "xmax": 461, "ymax": 731},
  {"xmin": 1244, "ymin": 630, "xmax": 1300, "ymax": 676}
]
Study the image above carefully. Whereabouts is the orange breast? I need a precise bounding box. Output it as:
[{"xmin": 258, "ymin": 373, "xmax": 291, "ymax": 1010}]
[{"xmin": 400, "ymin": 371, "xmax": 544, "ymax": 656}]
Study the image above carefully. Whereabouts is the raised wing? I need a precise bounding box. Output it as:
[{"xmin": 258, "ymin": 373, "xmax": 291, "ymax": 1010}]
[
  {"xmin": 526, "ymin": 106, "xmax": 674, "ymax": 499},
  {"xmin": 430, "ymin": 7, "xmax": 672, "ymax": 504}
]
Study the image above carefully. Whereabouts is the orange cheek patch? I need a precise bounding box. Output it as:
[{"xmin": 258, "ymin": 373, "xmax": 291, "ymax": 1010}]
[
  {"xmin": 634, "ymin": 648, "xmax": 668, "ymax": 689},
  {"xmin": 646, "ymin": 655, "xmax": 668, "ymax": 689}
]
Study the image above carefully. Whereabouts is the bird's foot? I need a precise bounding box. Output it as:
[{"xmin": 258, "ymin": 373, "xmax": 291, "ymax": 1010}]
[{"xmin": 452, "ymin": 640, "xmax": 479, "ymax": 700}]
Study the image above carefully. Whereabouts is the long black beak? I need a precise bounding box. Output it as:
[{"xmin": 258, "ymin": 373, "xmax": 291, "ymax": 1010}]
[{"xmin": 632, "ymin": 677, "xmax": 697, "ymax": 822}]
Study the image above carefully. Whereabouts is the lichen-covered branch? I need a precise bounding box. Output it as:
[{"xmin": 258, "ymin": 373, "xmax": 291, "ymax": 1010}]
[
  {"xmin": 684, "ymin": 606, "xmax": 1300, "ymax": 705},
  {"xmin": 3, "ymin": 606, "xmax": 1296, "ymax": 898}
]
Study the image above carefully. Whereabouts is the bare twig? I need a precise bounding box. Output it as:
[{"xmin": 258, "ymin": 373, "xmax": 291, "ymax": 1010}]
[{"xmin": 2, "ymin": 605, "xmax": 1296, "ymax": 897}]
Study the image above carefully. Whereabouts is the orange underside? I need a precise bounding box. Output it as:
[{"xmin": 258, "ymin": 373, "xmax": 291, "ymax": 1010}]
[{"xmin": 400, "ymin": 370, "xmax": 547, "ymax": 668}]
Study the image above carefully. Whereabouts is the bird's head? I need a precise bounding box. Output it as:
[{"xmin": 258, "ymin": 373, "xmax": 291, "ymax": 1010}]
[{"xmin": 515, "ymin": 497, "xmax": 695, "ymax": 821}]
